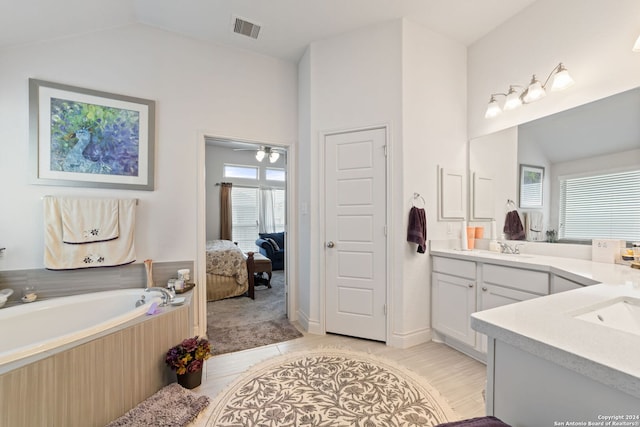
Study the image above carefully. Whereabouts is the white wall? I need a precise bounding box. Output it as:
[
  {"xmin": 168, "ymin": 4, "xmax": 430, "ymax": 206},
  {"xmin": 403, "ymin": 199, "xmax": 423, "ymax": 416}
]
[
  {"xmin": 400, "ymin": 20, "xmax": 467, "ymax": 346},
  {"xmin": 517, "ymin": 133, "xmax": 551, "ymax": 232},
  {"xmin": 469, "ymin": 127, "xmax": 519, "ymax": 237},
  {"xmin": 298, "ymin": 18, "xmax": 467, "ymax": 347},
  {"xmin": 299, "ymin": 19, "xmax": 403, "ymax": 334},
  {"xmin": 204, "ymin": 145, "xmax": 286, "ymax": 241},
  {"xmin": 468, "ymin": 0, "xmax": 640, "ymax": 139},
  {"xmin": 0, "ymin": 24, "xmax": 297, "ymax": 272}
]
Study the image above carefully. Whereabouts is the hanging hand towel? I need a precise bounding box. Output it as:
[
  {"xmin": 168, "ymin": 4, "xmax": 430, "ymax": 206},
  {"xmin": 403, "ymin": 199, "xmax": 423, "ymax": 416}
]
[
  {"xmin": 44, "ymin": 197, "xmax": 137, "ymax": 270},
  {"xmin": 525, "ymin": 211, "xmax": 543, "ymax": 241},
  {"xmin": 60, "ymin": 198, "xmax": 119, "ymax": 244},
  {"xmin": 503, "ymin": 210, "xmax": 525, "ymax": 240},
  {"xmin": 407, "ymin": 206, "xmax": 427, "ymax": 254}
]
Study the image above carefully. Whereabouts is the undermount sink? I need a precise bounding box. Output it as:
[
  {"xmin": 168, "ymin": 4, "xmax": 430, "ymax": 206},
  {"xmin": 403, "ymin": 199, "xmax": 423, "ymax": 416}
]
[{"xmin": 572, "ymin": 297, "xmax": 640, "ymax": 337}]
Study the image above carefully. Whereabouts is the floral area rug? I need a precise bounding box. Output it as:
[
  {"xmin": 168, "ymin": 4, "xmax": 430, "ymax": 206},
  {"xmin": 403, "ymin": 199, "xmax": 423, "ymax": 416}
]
[
  {"xmin": 206, "ymin": 348, "xmax": 457, "ymax": 426},
  {"xmin": 106, "ymin": 383, "xmax": 210, "ymax": 427}
]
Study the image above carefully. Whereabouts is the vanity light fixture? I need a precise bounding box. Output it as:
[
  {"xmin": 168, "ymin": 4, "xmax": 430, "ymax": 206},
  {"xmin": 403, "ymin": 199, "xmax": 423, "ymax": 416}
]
[
  {"xmin": 633, "ymin": 34, "xmax": 640, "ymax": 52},
  {"xmin": 484, "ymin": 62, "xmax": 574, "ymax": 118}
]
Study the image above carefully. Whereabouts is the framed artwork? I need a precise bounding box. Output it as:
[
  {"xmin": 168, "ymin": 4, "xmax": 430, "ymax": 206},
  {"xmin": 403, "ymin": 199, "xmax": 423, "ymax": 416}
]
[
  {"xmin": 29, "ymin": 78, "xmax": 155, "ymax": 190},
  {"xmin": 519, "ymin": 164, "xmax": 544, "ymax": 208}
]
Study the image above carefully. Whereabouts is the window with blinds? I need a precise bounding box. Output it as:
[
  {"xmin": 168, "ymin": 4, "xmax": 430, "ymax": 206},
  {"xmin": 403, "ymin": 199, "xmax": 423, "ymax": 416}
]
[
  {"xmin": 231, "ymin": 187, "xmax": 286, "ymax": 252},
  {"xmin": 559, "ymin": 169, "xmax": 640, "ymax": 241},
  {"xmin": 231, "ymin": 187, "xmax": 259, "ymax": 252}
]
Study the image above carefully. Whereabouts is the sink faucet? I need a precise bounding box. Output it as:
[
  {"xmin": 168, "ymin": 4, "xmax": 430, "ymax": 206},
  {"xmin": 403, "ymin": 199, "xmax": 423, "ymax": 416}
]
[
  {"xmin": 145, "ymin": 287, "xmax": 174, "ymax": 306},
  {"xmin": 498, "ymin": 242, "xmax": 524, "ymax": 254}
]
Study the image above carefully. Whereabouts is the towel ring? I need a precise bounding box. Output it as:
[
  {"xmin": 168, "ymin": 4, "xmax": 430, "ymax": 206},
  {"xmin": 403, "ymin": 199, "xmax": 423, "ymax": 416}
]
[
  {"xmin": 505, "ymin": 199, "xmax": 516, "ymax": 212},
  {"xmin": 411, "ymin": 192, "xmax": 426, "ymax": 208}
]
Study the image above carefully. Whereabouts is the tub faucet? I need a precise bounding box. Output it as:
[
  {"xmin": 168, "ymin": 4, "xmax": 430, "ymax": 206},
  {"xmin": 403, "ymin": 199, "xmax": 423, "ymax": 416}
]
[{"xmin": 144, "ymin": 287, "xmax": 174, "ymax": 306}]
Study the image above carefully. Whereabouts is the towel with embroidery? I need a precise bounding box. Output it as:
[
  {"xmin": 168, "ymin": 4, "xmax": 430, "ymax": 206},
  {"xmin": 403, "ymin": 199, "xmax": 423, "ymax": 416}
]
[
  {"xmin": 60, "ymin": 198, "xmax": 119, "ymax": 244},
  {"xmin": 44, "ymin": 197, "xmax": 136, "ymax": 270}
]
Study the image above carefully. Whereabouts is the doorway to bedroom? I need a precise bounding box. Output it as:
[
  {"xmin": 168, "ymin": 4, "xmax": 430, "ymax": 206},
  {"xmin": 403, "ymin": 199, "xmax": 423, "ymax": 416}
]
[{"xmin": 203, "ymin": 137, "xmax": 300, "ymax": 355}]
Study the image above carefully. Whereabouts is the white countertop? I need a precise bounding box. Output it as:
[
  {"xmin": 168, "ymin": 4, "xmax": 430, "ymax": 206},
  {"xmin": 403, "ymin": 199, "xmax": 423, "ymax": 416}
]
[
  {"xmin": 431, "ymin": 247, "xmax": 638, "ymax": 286},
  {"xmin": 431, "ymin": 247, "xmax": 640, "ymax": 398}
]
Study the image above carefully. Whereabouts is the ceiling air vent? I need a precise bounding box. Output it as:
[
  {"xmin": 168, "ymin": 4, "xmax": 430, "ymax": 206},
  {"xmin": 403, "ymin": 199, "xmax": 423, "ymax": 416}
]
[{"xmin": 233, "ymin": 16, "xmax": 261, "ymax": 39}]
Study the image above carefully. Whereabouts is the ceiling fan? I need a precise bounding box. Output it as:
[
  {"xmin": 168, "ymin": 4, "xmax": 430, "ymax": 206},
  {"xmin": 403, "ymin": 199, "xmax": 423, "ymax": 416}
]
[{"xmin": 233, "ymin": 145, "xmax": 284, "ymax": 163}]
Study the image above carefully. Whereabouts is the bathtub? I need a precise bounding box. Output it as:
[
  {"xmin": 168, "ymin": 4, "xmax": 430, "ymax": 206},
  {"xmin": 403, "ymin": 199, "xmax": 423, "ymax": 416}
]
[{"xmin": 0, "ymin": 288, "xmax": 163, "ymax": 366}]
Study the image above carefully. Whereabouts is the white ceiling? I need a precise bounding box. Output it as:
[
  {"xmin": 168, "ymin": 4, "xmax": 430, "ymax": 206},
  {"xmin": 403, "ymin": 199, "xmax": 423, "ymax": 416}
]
[{"xmin": 1, "ymin": 0, "xmax": 537, "ymax": 62}]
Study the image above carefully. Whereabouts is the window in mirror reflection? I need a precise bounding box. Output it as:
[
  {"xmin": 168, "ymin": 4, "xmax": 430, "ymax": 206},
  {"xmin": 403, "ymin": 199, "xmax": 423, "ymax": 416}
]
[{"xmin": 559, "ymin": 169, "xmax": 640, "ymax": 242}]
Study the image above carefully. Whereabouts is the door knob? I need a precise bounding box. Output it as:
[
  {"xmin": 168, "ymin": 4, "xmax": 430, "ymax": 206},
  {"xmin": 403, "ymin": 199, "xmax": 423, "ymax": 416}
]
[
  {"xmin": 482, "ymin": 287, "xmax": 488, "ymax": 291},
  {"xmin": 326, "ymin": 241, "xmax": 335, "ymax": 248},
  {"xmin": 468, "ymin": 283, "xmax": 474, "ymax": 288}
]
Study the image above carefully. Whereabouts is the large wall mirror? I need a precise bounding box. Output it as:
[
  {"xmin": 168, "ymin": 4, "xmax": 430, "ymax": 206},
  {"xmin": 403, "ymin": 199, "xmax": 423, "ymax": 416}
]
[{"xmin": 470, "ymin": 87, "xmax": 640, "ymax": 243}]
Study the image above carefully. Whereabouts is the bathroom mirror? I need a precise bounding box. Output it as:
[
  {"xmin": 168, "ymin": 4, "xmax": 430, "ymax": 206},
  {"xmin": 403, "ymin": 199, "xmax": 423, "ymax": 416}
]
[{"xmin": 469, "ymin": 86, "xmax": 640, "ymax": 239}]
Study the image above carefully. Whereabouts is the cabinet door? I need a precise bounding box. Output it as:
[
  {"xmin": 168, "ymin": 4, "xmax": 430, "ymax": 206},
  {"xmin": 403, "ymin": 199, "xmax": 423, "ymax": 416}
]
[
  {"xmin": 477, "ymin": 284, "xmax": 539, "ymax": 353},
  {"xmin": 432, "ymin": 272, "xmax": 476, "ymax": 346}
]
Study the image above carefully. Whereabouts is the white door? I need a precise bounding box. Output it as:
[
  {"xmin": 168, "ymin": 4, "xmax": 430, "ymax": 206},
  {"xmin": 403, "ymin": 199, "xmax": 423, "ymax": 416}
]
[{"xmin": 325, "ymin": 128, "xmax": 387, "ymax": 341}]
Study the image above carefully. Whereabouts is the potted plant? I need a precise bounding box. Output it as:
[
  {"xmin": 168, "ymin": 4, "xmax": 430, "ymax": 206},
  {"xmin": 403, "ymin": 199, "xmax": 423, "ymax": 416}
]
[{"xmin": 165, "ymin": 336, "xmax": 212, "ymax": 389}]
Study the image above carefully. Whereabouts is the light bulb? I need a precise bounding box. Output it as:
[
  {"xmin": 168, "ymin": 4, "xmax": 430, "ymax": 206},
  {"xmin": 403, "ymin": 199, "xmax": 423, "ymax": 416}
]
[
  {"xmin": 633, "ymin": 34, "xmax": 640, "ymax": 52},
  {"xmin": 484, "ymin": 96, "xmax": 502, "ymax": 119},
  {"xmin": 522, "ymin": 75, "xmax": 545, "ymax": 103},
  {"xmin": 503, "ymin": 87, "xmax": 522, "ymax": 111},
  {"xmin": 550, "ymin": 64, "xmax": 574, "ymax": 91},
  {"xmin": 269, "ymin": 152, "xmax": 280, "ymax": 163},
  {"xmin": 256, "ymin": 149, "xmax": 266, "ymax": 162}
]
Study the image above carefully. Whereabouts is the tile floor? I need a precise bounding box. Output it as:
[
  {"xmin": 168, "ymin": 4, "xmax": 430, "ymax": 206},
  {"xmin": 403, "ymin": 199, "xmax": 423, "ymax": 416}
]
[{"xmin": 191, "ymin": 326, "xmax": 487, "ymax": 425}]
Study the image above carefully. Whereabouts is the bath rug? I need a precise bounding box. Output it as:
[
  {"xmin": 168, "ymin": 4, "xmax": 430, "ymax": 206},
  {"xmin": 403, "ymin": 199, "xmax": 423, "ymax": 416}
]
[
  {"xmin": 206, "ymin": 348, "xmax": 457, "ymax": 426},
  {"xmin": 106, "ymin": 382, "xmax": 210, "ymax": 427}
]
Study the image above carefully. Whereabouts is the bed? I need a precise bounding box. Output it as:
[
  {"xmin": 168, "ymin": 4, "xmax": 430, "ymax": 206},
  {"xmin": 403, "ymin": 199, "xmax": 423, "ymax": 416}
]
[{"xmin": 206, "ymin": 240, "xmax": 255, "ymax": 301}]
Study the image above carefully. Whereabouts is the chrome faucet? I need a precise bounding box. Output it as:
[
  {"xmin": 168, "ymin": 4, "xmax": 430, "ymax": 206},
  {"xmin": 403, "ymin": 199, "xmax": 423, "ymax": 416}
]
[
  {"xmin": 144, "ymin": 287, "xmax": 174, "ymax": 306},
  {"xmin": 498, "ymin": 242, "xmax": 524, "ymax": 254}
]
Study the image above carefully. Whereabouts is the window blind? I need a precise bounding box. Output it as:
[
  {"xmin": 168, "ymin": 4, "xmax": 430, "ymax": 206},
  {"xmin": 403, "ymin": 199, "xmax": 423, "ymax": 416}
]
[
  {"xmin": 559, "ymin": 169, "xmax": 640, "ymax": 241},
  {"xmin": 231, "ymin": 187, "xmax": 259, "ymax": 252}
]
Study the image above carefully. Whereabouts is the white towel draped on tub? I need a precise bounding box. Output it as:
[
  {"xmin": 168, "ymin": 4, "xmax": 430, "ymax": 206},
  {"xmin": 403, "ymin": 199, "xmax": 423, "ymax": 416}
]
[
  {"xmin": 44, "ymin": 197, "xmax": 136, "ymax": 270},
  {"xmin": 61, "ymin": 198, "xmax": 119, "ymax": 243}
]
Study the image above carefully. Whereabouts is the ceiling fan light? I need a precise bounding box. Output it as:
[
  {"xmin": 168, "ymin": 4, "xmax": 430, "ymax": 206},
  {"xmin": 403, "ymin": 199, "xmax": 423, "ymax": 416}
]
[
  {"xmin": 550, "ymin": 64, "xmax": 574, "ymax": 91},
  {"xmin": 503, "ymin": 87, "xmax": 522, "ymax": 111},
  {"xmin": 269, "ymin": 152, "xmax": 280, "ymax": 163},
  {"xmin": 256, "ymin": 149, "xmax": 266, "ymax": 162}
]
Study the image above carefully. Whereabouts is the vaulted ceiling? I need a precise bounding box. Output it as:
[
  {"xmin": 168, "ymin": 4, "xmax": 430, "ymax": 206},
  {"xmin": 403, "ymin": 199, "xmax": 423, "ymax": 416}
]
[{"xmin": 1, "ymin": 0, "xmax": 537, "ymax": 62}]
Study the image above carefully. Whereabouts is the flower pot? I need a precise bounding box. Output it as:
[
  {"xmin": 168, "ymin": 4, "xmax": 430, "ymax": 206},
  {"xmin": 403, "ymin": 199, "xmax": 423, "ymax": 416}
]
[{"xmin": 177, "ymin": 370, "xmax": 202, "ymax": 389}]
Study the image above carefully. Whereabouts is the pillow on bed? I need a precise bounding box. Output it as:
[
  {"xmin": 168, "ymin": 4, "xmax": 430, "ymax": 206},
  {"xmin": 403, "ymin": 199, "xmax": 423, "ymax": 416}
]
[{"xmin": 265, "ymin": 238, "xmax": 280, "ymax": 251}]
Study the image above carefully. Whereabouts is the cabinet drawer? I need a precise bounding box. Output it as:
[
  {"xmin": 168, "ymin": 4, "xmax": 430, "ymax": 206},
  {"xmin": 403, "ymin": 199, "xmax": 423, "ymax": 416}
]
[
  {"xmin": 482, "ymin": 264, "xmax": 548, "ymax": 295},
  {"xmin": 432, "ymin": 256, "xmax": 476, "ymax": 279}
]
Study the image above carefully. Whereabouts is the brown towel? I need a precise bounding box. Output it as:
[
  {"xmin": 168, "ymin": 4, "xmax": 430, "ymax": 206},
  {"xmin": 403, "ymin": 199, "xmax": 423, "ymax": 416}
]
[
  {"xmin": 503, "ymin": 210, "xmax": 525, "ymax": 240},
  {"xmin": 407, "ymin": 207, "xmax": 427, "ymax": 253}
]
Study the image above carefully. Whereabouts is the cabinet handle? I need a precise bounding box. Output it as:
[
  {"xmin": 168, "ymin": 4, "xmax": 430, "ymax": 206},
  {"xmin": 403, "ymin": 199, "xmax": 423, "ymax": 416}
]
[
  {"xmin": 482, "ymin": 287, "xmax": 488, "ymax": 291},
  {"xmin": 468, "ymin": 283, "xmax": 474, "ymax": 288}
]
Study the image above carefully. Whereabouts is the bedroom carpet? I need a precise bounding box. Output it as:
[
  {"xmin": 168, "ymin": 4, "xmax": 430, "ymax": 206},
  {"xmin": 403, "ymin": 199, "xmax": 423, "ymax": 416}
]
[
  {"xmin": 205, "ymin": 348, "xmax": 457, "ymax": 426},
  {"xmin": 206, "ymin": 270, "xmax": 303, "ymax": 355}
]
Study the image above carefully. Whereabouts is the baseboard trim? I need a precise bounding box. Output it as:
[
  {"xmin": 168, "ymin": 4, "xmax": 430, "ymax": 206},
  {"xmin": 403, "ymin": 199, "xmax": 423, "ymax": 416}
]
[
  {"xmin": 296, "ymin": 310, "xmax": 323, "ymax": 335},
  {"xmin": 387, "ymin": 327, "xmax": 432, "ymax": 349}
]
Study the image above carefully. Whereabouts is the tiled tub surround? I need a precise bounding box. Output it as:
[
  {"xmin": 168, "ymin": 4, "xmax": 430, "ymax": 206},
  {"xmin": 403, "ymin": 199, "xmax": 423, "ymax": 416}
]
[
  {"xmin": 0, "ymin": 261, "xmax": 194, "ymax": 426},
  {"xmin": 431, "ymin": 247, "xmax": 640, "ymax": 422},
  {"xmin": 0, "ymin": 293, "xmax": 191, "ymax": 426},
  {"xmin": 0, "ymin": 260, "xmax": 193, "ymax": 307}
]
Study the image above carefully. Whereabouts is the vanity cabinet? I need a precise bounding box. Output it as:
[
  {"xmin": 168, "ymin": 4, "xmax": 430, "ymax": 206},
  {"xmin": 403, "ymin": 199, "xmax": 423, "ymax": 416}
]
[
  {"xmin": 432, "ymin": 255, "xmax": 549, "ymax": 359},
  {"xmin": 432, "ymin": 257, "xmax": 477, "ymax": 347}
]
